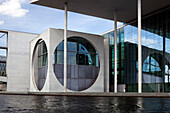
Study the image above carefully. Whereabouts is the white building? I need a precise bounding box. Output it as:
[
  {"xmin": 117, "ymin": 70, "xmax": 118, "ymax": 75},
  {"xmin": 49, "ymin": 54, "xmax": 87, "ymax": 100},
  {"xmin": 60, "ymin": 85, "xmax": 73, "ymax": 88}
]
[{"xmin": 1, "ymin": 29, "xmax": 109, "ymax": 92}]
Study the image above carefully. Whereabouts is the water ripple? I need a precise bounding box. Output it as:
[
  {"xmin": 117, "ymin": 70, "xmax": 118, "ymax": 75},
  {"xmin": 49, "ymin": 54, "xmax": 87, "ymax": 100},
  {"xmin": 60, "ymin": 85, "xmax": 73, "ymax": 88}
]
[{"xmin": 0, "ymin": 95, "xmax": 170, "ymax": 113}]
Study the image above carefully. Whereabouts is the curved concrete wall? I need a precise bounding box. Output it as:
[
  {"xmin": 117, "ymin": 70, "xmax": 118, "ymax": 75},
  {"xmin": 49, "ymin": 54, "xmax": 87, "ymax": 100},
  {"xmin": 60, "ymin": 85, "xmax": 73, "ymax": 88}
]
[
  {"xmin": 30, "ymin": 28, "xmax": 106, "ymax": 92},
  {"xmin": 30, "ymin": 29, "xmax": 50, "ymax": 92}
]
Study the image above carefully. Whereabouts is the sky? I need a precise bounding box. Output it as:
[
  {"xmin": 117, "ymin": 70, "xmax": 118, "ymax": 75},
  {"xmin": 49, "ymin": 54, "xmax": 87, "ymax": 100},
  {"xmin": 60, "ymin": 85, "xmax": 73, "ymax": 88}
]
[{"xmin": 0, "ymin": 0, "xmax": 123, "ymax": 35}]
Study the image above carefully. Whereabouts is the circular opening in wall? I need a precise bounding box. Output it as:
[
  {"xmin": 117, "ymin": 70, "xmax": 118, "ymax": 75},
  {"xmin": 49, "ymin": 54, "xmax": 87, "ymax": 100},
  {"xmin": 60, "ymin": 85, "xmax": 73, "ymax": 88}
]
[
  {"xmin": 53, "ymin": 37, "xmax": 100, "ymax": 91},
  {"xmin": 33, "ymin": 39, "xmax": 48, "ymax": 91}
]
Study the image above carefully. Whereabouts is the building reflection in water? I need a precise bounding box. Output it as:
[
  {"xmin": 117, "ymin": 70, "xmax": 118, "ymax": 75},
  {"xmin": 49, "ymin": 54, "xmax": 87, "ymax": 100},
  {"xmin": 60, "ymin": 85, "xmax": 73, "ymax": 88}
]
[{"xmin": 1, "ymin": 95, "xmax": 170, "ymax": 112}]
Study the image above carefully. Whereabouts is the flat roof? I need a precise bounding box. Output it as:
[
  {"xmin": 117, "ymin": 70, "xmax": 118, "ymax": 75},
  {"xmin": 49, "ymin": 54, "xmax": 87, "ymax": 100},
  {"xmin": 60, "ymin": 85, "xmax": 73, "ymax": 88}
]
[{"xmin": 30, "ymin": 0, "xmax": 170, "ymax": 23}]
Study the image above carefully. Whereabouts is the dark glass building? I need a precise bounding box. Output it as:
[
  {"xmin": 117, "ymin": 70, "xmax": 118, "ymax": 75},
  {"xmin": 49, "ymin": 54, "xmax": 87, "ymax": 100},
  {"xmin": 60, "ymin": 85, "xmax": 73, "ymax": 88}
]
[{"xmin": 104, "ymin": 8, "xmax": 170, "ymax": 92}]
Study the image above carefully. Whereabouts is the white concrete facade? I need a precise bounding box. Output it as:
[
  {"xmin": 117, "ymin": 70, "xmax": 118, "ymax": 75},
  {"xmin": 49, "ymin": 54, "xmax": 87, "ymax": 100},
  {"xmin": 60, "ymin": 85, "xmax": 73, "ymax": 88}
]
[
  {"xmin": 104, "ymin": 38, "xmax": 110, "ymax": 92},
  {"xmin": 4, "ymin": 29, "xmax": 109, "ymax": 92},
  {"xmin": 7, "ymin": 31, "xmax": 38, "ymax": 91},
  {"xmin": 30, "ymin": 28, "xmax": 109, "ymax": 92}
]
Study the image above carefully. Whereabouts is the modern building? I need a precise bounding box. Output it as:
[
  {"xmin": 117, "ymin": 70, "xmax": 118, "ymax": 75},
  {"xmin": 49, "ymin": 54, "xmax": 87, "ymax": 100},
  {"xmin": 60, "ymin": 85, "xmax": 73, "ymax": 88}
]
[
  {"xmin": 0, "ymin": 30, "xmax": 39, "ymax": 91},
  {"xmin": 0, "ymin": 0, "xmax": 169, "ymax": 93},
  {"xmin": 102, "ymin": 8, "xmax": 170, "ymax": 92},
  {"xmin": 0, "ymin": 29, "xmax": 109, "ymax": 92},
  {"xmin": 30, "ymin": 29, "xmax": 109, "ymax": 92}
]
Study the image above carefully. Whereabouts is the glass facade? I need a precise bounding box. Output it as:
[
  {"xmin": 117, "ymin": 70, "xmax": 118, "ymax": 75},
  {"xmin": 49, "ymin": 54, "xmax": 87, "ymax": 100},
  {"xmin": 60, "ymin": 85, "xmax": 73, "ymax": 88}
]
[
  {"xmin": 0, "ymin": 32, "xmax": 7, "ymax": 77},
  {"xmin": 35, "ymin": 40, "xmax": 48, "ymax": 90},
  {"xmin": 0, "ymin": 56, "xmax": 6, "ymax": 77},
  {"xmin": 54, "ymin": 37, "xmax": 99, "ymax": 67},
  {"xmin": 53, "ymin": 37, "xmax": 99, "ymax": 91},
  {"xmin": 104, "ymin": 28, "xmax": 125, "ymax": 91},
  {"xmin": 104, "ymin": 8, "xmax": 170, "ymax": 92},
  {"xmin": 38, "ymin": 41, "xmax": 48, "ymax": 68}
]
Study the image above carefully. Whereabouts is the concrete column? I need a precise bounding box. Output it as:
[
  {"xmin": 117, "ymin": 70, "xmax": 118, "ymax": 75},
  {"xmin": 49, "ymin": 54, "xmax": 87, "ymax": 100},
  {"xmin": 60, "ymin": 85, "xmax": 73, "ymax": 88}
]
[
  {"xmin": 64, "ymin": 2, "xmax": 68, "ymax": 92},
  {"xmin": 114, "ymin": 9, "xmax": 117, "ymax": 93},
  {"xmin": 138, "ymin": 0, "xmax": 142, "ymax": 93},
  {"xmin": 162, "ymin": 28, "xmax": 166, "ymax": 92},
  {"xmin": 104, "ymin": 38, "xmax": 110, "ymax": 92}
]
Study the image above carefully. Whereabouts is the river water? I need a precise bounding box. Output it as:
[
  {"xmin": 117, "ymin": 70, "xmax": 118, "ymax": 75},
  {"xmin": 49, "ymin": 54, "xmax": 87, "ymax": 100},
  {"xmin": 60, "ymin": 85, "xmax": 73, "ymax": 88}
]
[{"xmin": 0, "ymin": 95, "xmax": 170, "ymax": 113}]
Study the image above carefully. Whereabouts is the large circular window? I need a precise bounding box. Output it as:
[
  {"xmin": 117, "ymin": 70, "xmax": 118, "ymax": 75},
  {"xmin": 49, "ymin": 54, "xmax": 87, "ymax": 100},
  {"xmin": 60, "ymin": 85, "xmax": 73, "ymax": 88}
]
[
  {"xmin": 33, "ymin": 40, "xmax": 48, "ymax": 91},
  {"xmin": 53, "ymin": 37, "xmax": 99, "ymax": 91}
]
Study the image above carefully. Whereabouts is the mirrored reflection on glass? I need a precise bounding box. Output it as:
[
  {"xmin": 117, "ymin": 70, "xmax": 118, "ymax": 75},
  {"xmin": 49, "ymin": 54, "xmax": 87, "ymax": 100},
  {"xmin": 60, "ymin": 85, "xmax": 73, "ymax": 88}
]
[
  {"xmin": 0, "ymin": 32, "xmax": 7, "ymax": 47},
  {"xmin": 103, "ymin": 8, "xmax": 170, "ymax": 92},
  {"xmin": 54, "ymin": 37, "xmax": 99, "ymax": 67},
  {"xmin": 0, "ymin": 49, "xmax": 7, "ymax": 77},
  {"xmin": 53, "ymin": 37, "xmax": 100, "ymax": 91},
  {"xmin": 34, "ymin": 40, "xmax": 48, "ymax": 91}
]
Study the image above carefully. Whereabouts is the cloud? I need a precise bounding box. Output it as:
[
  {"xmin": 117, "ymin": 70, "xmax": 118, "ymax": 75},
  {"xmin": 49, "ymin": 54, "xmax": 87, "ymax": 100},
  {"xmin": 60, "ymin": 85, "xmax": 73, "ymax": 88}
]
[
  {"xmin": 0, "ymin": 0, "xmax": 29, "ymax": 17},
  {"xmin": 0, "ymin": 20, "xmax": 4, "ymax": 25},
  {"xmin": 125, "ymin": 36, "xmax": 158, "ymax": 46},
  {"xmin": 142, "ymin": 38, "xmax": 158, "ymax": 46}
]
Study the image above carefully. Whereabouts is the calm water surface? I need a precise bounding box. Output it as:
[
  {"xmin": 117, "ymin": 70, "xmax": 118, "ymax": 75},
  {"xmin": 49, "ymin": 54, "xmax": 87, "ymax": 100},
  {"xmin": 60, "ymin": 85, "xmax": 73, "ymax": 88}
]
[{"xmin": 0, "ymin": 95, "xmax": 170, "ymax": 113}]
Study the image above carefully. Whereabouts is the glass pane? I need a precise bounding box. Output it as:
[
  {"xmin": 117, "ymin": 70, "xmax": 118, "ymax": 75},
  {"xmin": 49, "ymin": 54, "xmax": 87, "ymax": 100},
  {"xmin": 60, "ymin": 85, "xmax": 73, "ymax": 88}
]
[
  {"xmin": 38, "ymin": 41, "xmax": 48, "ymax": 68},
  {"xmin": 68, "ymin": 42, "xmax": 77, "ymax": 52},
  {"xmin": 57, "ymin": 51, "xmax": 64, "ymax": 64},
  {"xmin": 54, "ymin": 37, "xmax": 98, "ymax": 67},
  {"xmin": 0, "ymin": 32, "xmax": 7, "ymax": 47},
  {"xmin": 0, "ymin": 49, "xmax": 6, "ymax": 56},
  {"xmin": 57, "ymin": 41, "xmax": 64, "ymax": 50}
]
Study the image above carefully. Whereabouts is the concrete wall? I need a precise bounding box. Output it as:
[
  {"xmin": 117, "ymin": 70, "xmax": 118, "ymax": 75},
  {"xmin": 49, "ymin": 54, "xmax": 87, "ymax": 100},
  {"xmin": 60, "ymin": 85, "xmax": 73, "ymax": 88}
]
[
  {"xmin": 30, "ymin": 29, "xmax": 49, "ymax": 92},
  {"xmin": 104, "ymin": 38, "xmax": 110, "ymax": 92},
  {"xmin": 30, "ymin": 28, "xmax": 107, "ymax": 92},
  {"xmin": 7, "ymin": 31, "xmax": 38, "ymax": 91}
]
